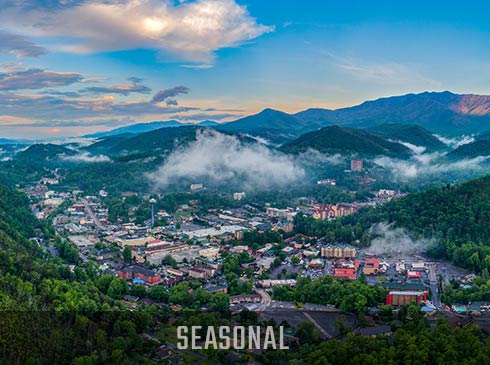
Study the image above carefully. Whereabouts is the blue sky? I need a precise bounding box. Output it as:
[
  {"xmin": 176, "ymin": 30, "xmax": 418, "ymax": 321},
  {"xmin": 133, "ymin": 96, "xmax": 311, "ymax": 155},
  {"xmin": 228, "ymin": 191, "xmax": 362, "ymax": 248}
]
[{"xmin": 1, "ymin": 0, "xmax": 490, "ymax": 138}]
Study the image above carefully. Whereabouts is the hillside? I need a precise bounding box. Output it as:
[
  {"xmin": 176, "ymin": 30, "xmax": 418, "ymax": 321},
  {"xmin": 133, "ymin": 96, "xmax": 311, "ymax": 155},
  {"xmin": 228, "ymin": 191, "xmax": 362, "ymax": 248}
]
[
  {"xmin": 107, "ymin": 125, "xmax": 201, "ymax": 155},
  {"xmin": 15, "ymin": 143, "xmax": 75, "ymax": 163},
  {"xmin": 476, "ymin": 128, "xmax": 490, "ymax": 140},
  {"xmin": 367, "ymin": 124, "xmax": 446, "ymax": 152},
  {"xmin": 446, "ymin": 140, "xmax": 490, "ymax": 159},
  {"xmin": 280, "ymin": 125, "xmax": 412, "ymax": 158},
  {"xmin": 83, "ymin": 133, "xmax": 135, "ymax": 154},
  {"xmin": 218, "ymin": 108, "xmax": 308, "ymax": 143}
]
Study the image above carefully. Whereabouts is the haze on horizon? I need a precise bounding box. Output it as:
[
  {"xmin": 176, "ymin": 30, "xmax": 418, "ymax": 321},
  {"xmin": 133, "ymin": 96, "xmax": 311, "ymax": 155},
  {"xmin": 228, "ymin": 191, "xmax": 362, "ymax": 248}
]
[{"xmin": 1, "ymin": 0, "xmax": 490, "ymax": 139}]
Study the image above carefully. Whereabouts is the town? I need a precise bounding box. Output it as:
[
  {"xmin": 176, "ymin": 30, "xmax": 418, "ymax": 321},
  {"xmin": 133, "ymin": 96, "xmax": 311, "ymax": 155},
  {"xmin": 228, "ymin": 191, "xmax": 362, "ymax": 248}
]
[{"xmin": 23, "ymin": 160, "xmax": 479, "ymax": 328}]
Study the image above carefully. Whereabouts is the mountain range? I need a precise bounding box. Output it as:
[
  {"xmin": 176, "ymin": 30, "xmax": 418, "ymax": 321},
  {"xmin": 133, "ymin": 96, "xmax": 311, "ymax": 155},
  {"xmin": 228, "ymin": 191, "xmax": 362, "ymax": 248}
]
[
  {"xmin": 220, "ymin": 91, "xmax": 490, "ymax": 142},
  {"xmin": 84, "ymin": 120, "xmax": 218, "ymax": 138},
  {"xmin": 83, "ymin": 91, "xmax": 490, "ymax": 144}
]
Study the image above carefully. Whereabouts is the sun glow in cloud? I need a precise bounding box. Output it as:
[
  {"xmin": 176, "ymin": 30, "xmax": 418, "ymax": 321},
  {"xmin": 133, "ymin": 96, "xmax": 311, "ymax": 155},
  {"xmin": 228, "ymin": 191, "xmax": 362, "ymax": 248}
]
[{"xmin": 0, "ymin": 0, "xmax": 273, "ymax": 63}]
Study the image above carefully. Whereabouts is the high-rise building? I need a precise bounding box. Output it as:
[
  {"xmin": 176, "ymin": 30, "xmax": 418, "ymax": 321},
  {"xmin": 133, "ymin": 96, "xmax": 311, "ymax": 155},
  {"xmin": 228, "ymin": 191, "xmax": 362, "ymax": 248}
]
[{"xmin": 351, "ymin": 159, "xmax": 363, "ymax": 172}]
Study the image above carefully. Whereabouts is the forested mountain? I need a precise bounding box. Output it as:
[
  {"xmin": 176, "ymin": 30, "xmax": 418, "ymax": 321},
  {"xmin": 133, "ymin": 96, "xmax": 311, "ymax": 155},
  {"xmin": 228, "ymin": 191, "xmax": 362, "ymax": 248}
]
[
  {"xmin": 215, "ymin": 91, "xmax": 490, "ymax": 142},
  {"xmin": 83, "ymin": 133, "xmax": 135, "ymax": 154},
  {"xmin": 84, "ymin": 120, "xmax": 184, "ymax": 138},
  {"xmin": 0, "ymin": 183, "xmax": 163, "ymax": 363},
  {"xmin": 447, "ymin": 140, "xmax": 490, "ymax": 159},
  {"xmin": 15, "ymin": 143, "xmax": 75, "ymax": 163},
  {"xmin": 85, "ymin": 119, "xmax": 220, "ymax": 138},
  {"xmin": 218, "ymin": 108, "xmax": 304, "ymax": 143},
  {"xmin": 476, "ymin": 128, "xmax": 490, "ymax": 140},
  {"xmin": 367, "ymin": 123, "xmax": 447, "ymax": 152},
  {"xmin": 280, "ymin": 125, "xmax": 412, "ymax": 158},
  {"xmin": 294, "ymin": 91, "xmax": 490, "ymax": 134},
  {"xmin": 107, "ymin": 125, "xmax": 201, "ymax": 155}
]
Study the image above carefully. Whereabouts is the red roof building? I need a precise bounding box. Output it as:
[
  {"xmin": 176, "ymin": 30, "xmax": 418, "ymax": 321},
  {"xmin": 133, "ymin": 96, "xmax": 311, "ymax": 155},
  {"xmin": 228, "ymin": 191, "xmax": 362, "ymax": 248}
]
[
  {"xmin": 119, "ymin": 265, "xmax": 161, "ymax": 284},
  {"xmin": 333, "ymin": 267, "xmax": 357, "ymax": 280},
  {"xmin": 406, "ymin": 271, "xmax": 421, "ymax": 279}
]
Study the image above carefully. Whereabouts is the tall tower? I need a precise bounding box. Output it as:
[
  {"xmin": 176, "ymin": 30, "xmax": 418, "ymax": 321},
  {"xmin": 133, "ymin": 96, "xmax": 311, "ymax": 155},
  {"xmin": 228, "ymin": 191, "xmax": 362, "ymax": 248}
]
[{"xmin": 149, "ymin": 198, "xmax": 157, "ymax": 230}]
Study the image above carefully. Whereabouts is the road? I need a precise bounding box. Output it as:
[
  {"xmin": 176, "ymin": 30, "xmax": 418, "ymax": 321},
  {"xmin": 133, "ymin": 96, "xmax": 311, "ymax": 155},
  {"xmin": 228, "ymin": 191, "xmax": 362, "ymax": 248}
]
[
  {"xmin": 81, "ymin": 198, "xmax": 103, "ymax": 229},
  {"xmin": 254, "ymin": 287, "xmax": 272, "ymax": 311},
  {"xmin": 428, "ymin": 262, "xmax": 443, "ymax": 310}
]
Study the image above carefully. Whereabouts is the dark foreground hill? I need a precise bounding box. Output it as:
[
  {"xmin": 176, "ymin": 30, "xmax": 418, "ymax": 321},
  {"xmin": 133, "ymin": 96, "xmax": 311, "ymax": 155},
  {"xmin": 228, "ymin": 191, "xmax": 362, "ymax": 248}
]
[
  {"xmin": 280, "ymin": 125, "xmax": 412, "ymax": 158},
  {"xmin": 367, "ymin": 123, "xmax": 447, "ymax": 152}
]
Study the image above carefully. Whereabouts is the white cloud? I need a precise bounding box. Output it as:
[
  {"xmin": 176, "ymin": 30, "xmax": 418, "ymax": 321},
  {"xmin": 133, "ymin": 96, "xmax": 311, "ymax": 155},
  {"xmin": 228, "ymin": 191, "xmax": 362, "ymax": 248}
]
[
  {"xmin": 297, "ymin": 148, "xmax": 344, "ymax": 166},
  {"xmin": 390, "ymin": 140, "xmax": 426, "ymax": 155},
  {"xmin": 374, "ymin": 154, "xmax": 490, "ymax": 180},
  {"xmin": 434, "ymin": 134, "xmax": 474, "ymax": 148},
  {"xmin": 366, "ymin": 223, "xmax": 435, "ymax": 256},
  {"xmin": 148, "ymin": 129, "xmax": 305, "ymax": 190},
  {"xmin": 61, "ymin": 152, "xmax": 111, "ymax": 162},
  {"xmin": 3, "ymin": 0, "xmax": 273, "ymax": 63}
]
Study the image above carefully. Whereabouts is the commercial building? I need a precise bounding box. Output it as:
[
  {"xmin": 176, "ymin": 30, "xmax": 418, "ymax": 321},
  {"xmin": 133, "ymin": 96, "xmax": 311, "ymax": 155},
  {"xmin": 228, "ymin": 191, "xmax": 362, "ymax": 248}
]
[
  {"xmin": 333, "ymin": 267, "xmax": 357, "ymax": 280},
  {"xmin": 312, "ymin": 204, "xmax": 358, "ymax": 220},
  {"xmin": 265, "ymin": 207, "xmax": 297, "ymax": 221},
  {"xmin": 229, "ymin": 294, "xmax": 262, "ymax": 304},
  {"xmin": 363, "ymin": 259, "xmax": 380, "ymax": 275},
  {"xmin": 386, "ymin": 291, "xmax": 428, "ymax": 306},
  {"xmin": 321, "ymin": 244, "xmax": 357, "ymax": 259},
  {"xmin": 119, "ymin": 265, "xmax": 161, "ymax": 284}
]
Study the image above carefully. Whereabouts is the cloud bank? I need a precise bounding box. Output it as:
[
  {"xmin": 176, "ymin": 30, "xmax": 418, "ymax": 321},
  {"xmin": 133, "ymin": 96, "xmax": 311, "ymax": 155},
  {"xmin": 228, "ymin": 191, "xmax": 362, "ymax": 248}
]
[
  {"xmin": 61, "ymin": 152, "xmax": 111, "ymax": 162},
  {"xmin": 2, "ymin": 0, "xmax": 273, "ymax": 63},
  {"xmin": 151, "ymin": 86, "xmax": 190, "ymax": 105},
  {"xmin": 0, "ymin": 30, "xmax": 47, "ymax": 58},
  {"xmin": 434, "ymin": 134, "xmax": 474, "ymax": 148},
  {"xmin": 373, "ymin": 154, "xmax": 490, "ymax": 180},
  {"xmin": 0, "ymin": 68, "xmax": 83, "ymax": 90},
  {"xmin": 148, "ymin": 129, "xmax": 305, "ymax": 190},
  {"xmin": 366, "ymin": 223, "xmax": 435, "ymax": 256}
]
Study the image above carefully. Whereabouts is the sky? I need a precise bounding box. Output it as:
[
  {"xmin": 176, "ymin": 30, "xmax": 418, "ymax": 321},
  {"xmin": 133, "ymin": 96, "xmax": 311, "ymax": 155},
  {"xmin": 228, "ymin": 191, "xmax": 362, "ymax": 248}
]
[{"xmin": 1, "ymin": 0, "xmax": 490, "ymax": 138}]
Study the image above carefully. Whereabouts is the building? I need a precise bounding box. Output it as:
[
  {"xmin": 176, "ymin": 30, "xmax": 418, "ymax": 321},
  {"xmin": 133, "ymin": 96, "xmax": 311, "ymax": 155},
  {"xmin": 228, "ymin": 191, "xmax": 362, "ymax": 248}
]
[
  {"xmin": 351, "ymin": 159, "xmax": 363, "ymax": 172},
  {"xmin": 266, "ymin": 207, "xmax": 297, "ymax": 221},
  {"xmin": 321, "ymin": 244, "xmax": 357, "ymax": 259},
  {"xmin": 386, "ymin": 291, "xmax": 428, "ymax": 306},
  {"xmin": 411, "ymin": 262, "xmax": 427, "ymax": 272},
  {"xmin": 317, "ymin": 179, "xmax": 336, "ymax": 186},
  {"xmin": 117, "ymin": 236, "xmax": 154, "ymax": 247},
  {"xmin": 333, "ymin": 267, "xmax": 357, "ymax": 280},
  {"xmin": 376, "ymin": 189, "xmax": 396, "ymax": 198},
  {"xmin": 190, "ymin": 183, "xmax": 204, "ymax": 191},
  {"xmin": 205, "ymin": 283, "xmax": 228, "ymax": 294},
  {"xmin": 233, "ymin": 192, "xmax": 246, "ymax": 201},
  {"xmin": 188, "ymin": 265, "xmax": 215, "ymax": 279},
  {"xmin": 165, "ymin": 267, "xmax": 184, "ymax": 277},
  {"xmin": 229, "ymin": 294, "xmax": 262, "ymax": 304},
  {"xmin": 363, "ymin": 259, "xmax": 380, "ymax": 275},
  {"xmin": 229, "ymin": 245, "xmax": 249, "ymax": 254},
  {"xmin": 188, "ymin": 267, "xmax": 207, "ymax": 279},
  {"xmin": 119, "ymin": 265, "xmax": 161, "ymax": 284},
  {"xmin": 309, "ymin": 258, "xmax": 325, "ymax": 269},
  {"xmin": 406, "ymin": 271, "xmax": 421, "ymax": 279},
  {"xmin": 257, "ymin": 279, "xmax": 296, "ymax": 288},
  {"xmin": 181, "ymin": 225, "xmax": 247, "ymax": 241},
  {"xmin": 199, "ymin": 247, "xmax": 220, "ymax": 259},
  {"xmin": 312, "ymin": 204, "xmax": 358, "ymax": 220}
]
